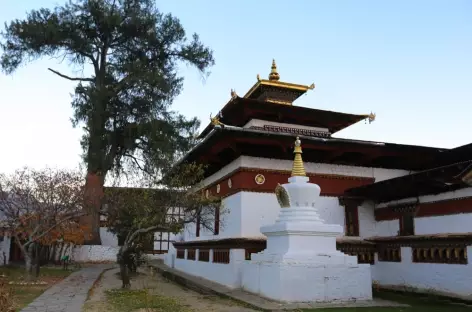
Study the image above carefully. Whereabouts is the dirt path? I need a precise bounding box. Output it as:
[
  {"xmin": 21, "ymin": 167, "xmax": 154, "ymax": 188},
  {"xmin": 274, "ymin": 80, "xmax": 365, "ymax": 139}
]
[{"xmin": 83, "ymin": 267, "xmax": 257, "ymax": 312}]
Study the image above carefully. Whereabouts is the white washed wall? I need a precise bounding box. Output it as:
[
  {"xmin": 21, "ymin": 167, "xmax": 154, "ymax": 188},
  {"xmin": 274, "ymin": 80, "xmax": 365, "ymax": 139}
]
[
  {"xmin": 184, "ymin": 192, "xmax": 243, "ymax": 241},
  {"xmin": 73, "ymin": 245, "xmax": 119, "ymax": 262},
  {"xmin": 372, "ymin": 246, "xmax": 472, "ymax": 298},
  {"xmin": 415, "ymin": 214, "xmax": 472, "ymax": 235},
  {"xmin": 374, "ymin": 220, "xmax": 400, "ymax": 237},
  {"xmin": 100, "ymin": 227, "xmax": 118, "ymax": 247},
  {"xmin": 172, "ymin": 249, "xmax": 245, "ymax": 288}
]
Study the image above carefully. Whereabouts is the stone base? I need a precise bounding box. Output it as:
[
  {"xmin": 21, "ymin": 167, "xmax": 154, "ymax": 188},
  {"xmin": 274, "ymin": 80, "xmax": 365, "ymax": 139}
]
[{"xmin": 241, "ymin": 260, "xmax": 372, "ymax": 303}]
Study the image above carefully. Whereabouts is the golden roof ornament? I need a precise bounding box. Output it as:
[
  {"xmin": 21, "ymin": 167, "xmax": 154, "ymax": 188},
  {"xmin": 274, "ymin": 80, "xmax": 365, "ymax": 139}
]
[
  {"xmin": 368, "ymin": 112, "xmax": 376, "ymax": 124},
  {"xmin": 291, "ymin": 137, "xmax": 306, "ymax": 177},
  {"xmin": 210, "ymin": 113, "xmax": 224, "ymax": 127},
  {"xmin": 230, "ymin": 89, "xmax": 237, "ymax": 98},
  {"xmin": 268, "ymin": 59, "xmax": 280, "ymax": 81}
]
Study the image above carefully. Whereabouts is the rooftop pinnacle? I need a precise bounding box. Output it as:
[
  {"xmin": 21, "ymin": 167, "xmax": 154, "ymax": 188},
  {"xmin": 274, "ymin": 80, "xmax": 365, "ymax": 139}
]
[
  {"xmin": 291, "ymin": 137, "xmax": 306, "ymax": 177},
  {"xmin": 268, "ymin": 59, "xmax": 280, "ymax": 81}
]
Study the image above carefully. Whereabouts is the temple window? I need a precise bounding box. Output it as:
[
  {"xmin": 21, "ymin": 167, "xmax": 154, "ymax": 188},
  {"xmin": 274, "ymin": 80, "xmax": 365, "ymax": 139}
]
[
  {"xmin": 214, "ymin": 206, "xmax": 220, "ymax": 235},
  {"xmin": 399, "ymin": 213, "xmax": 415, "ymax": 236},
  {"xmin": 199, "ymin": 249, "xmax": 210, "ymax": 262},
  {"xmin": 344, "ymin": 205, "xmax": 360, "ymax": 237},
  {"xmin": 213, "ymin": 249, "xmax": 230, "ymax": 264}
]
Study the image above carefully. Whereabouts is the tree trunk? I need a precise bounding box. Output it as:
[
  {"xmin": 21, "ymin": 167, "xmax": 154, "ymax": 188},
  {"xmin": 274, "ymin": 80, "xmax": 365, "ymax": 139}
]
[
  {"xmin": 24, "ymin": 245, "xmax": 34, "ymax": 281},
  {"xmin": 117, "ymin": 245, "xmax": 131, "ymax": 288},
  {"xmin": 83, "ymin": 172, "xmax": 104, "ymax": 245},
  {"xmin": 34, "ymin": 244, "xmax": 41, "ymax": 278},
  {"xmin": 119, "ymin": 262, "xmax": 131, "ymax": 288}
]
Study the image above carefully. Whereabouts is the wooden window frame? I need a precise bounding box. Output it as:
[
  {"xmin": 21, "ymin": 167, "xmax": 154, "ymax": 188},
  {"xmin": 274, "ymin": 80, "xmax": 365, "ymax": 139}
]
[
  {"xmin": 399, "ymin": 213, "xmax": 415, "ymax": 236},
  {"xmin": 344, "ymin": 205, "xmax": 360, "ymax": 237},
  {"xmin": 214, "ymin": 206, "xmax": 220, "ymax": 235}
]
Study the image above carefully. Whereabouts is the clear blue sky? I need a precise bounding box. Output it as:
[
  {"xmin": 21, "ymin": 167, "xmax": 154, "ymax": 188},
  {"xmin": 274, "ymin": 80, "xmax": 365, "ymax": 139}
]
[{"xmin": 1, "ymin": 0, "xmax": 471, "ymax": 173}]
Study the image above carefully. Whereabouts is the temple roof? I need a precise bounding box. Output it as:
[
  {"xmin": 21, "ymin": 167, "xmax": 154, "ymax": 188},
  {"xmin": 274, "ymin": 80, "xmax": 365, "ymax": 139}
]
[
  {"xmin": 182, "ymin": 126, "xmax": 448, "ymax": 178},
  {"xmin": 344, "ymin": 160, "xmax": 472, "ymax": 202},
  {"xmin": 198, "ymin": 97, "xmax": 371, "ymax": 139},
  {"xmin": 244, "ymin": 59, "xmax": 315, "ymax": 105}
]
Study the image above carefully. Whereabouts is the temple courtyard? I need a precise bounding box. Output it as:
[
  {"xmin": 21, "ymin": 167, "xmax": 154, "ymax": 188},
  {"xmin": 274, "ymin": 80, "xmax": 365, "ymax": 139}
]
[{"xmin": 2, "ymin": 262, "xmax": 469, "ymax": 312}]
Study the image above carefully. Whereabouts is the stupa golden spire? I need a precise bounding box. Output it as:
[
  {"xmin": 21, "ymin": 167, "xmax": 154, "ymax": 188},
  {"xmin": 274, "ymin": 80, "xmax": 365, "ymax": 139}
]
[
  {"xmin": 268, "ymin": 59, "xmax": 280, "ymax": 81},
  {"xmin": 291, "ymin": 137, "xmax": 306, "ymax": 177}
]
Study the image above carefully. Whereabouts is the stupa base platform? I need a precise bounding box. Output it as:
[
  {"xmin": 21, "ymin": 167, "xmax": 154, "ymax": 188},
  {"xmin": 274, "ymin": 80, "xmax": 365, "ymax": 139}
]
[{"xmin": 241, "ymin": 259, "xmax": 373, "ymax": 303}]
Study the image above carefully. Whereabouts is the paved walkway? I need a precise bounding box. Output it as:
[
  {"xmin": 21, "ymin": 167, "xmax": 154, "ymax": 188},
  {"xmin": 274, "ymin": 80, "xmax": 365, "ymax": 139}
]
[{"xmin": 21, "ymin": 264, "xmax": 112, "ymax": 312}]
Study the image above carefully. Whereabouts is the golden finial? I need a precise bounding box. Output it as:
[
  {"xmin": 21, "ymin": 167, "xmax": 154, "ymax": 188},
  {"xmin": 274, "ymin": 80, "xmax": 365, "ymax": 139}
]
[
  {"xmin": 230, "ymin": 89, "xmax": 237, "ymax": 98},
  {"xmin": 210, "ymin": 113, "xmax": 224, "ymax": 127},
  {"xmin": 291, "ymin": 137, "xmax": 306, "ymax": 177},
  {"xmin": 268, "ymin": 59, "xmax": 280, "ymax": 81},
  {"xmin": 368, "ymin": 112, "xmax": 376, "ymax": 124}
]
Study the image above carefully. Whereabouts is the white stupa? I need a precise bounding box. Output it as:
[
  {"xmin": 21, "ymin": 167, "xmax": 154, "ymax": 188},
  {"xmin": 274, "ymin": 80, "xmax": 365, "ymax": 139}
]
[{"xmin": 241, "ymin": 137, "xmax": 373, "ymax": 302}]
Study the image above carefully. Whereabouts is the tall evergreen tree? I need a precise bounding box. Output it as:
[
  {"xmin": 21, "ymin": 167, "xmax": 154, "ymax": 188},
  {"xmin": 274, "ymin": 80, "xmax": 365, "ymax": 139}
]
[{"xmin": 0, "ymin": 0, "xmax": 214, "ymax": 243}]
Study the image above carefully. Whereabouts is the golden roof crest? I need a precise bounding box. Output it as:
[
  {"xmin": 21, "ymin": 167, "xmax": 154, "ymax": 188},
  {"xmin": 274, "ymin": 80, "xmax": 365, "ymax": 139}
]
[
  {"xmin": 268, "ymin": 59, "xmax": 280, "ymax": 81},
  {"xmin": 291, "ymin": 137, "xmax": 306, "ymax": 177}
]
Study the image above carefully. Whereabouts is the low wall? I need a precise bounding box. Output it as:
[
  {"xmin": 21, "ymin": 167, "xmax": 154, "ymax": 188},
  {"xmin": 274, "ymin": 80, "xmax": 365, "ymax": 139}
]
[
  {"xmin": 168, "ymin": 247, "xmax": 245, "ymax": 288},
  {"xmin": 73, "ymin": 245, "xmax": 119, "ymax": 262},
  {"xmin": 372, "ymin": 246, "xmax": 472, "ymax": 298},
  {"xmin": 171, "ymin": 235, "xmax": 472, "ymax": 299}
]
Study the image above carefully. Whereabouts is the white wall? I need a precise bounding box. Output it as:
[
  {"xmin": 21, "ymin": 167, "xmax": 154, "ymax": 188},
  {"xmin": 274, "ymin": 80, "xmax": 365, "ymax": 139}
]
[
  {"xmin": 172, "ymin": 249, "xmax": 245, "ymax": 288},
  {"xmin": 415, "ymin": 214, "xmax": 472, "ymax": 235},
  {"xmin": 372, "ymin": 246, "xmax": 472, "ymax": 298},
  {"xmin": 184, "ymin": 192, "xmax": 243, "ymax": 241},
  {"xmin": 374, "ymin": 220, "xmax": 400, "ymax": 237},
  {"xmin": 100, "ymin": 227, "xmax": 118, "ymax": 247},
  {"xmin": 359, "ymin": 202, "xmax": 378, "ymax": 238},
  {"xmin": 73, "ymin": 245, "xmax": 119, "ymax": 262}
]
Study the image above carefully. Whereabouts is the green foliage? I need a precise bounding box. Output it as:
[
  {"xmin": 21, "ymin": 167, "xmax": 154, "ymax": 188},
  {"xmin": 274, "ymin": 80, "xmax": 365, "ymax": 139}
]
[{"xmin": 0, "ymin": 0, "xmax": 214, "ymax": 178}]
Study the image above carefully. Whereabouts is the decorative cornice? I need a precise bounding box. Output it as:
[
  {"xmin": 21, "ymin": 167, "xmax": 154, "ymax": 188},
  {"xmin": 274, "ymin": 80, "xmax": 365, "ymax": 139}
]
[
  {"xmin": 249, "ymin": 125, "xmax": 331, "ymax": 138},
  {"xmin": 375, "ymin": 196, "xmax": 472, "ymax": 220},
  {"xmin": 202, "ymin": 167, "xmax": 375, "ymax": 199}
]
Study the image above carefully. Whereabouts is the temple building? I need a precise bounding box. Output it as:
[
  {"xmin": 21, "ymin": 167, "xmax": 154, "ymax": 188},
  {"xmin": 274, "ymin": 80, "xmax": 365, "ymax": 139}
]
[{"xmin": 164, "ymin": 60, "xmax": 472, "ymax": 301}]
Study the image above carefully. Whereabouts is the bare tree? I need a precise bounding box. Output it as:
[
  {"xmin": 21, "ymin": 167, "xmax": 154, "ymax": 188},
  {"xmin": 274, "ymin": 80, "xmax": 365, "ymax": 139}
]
[
  {"xmin": 0, "ymin": 168, "xmax": 89, "ymax": 280},
  {"xmin": 105, "ymin": 163, "xmax": 222, "ymax": 288}
]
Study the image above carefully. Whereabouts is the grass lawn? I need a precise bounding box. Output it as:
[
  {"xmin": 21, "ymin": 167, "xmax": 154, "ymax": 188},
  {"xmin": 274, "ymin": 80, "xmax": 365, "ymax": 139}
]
[
  {"xmin": 302, "ymin": 290, "xmax": 472, "ymax": 312},
  {"xmin": 0, "ymin": 265, "xmax": 74, "ymax": 311},
  {"xmin": 105, "ymin": 288, "xmax": 192, "ymax": 312}
]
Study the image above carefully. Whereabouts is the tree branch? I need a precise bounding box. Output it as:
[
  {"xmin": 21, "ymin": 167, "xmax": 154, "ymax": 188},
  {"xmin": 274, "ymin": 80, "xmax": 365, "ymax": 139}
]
[
  {"xmin": 126, "ymin": 225, "xmax": 170, "ymax": 246},
  {"xmin": 48, "ymin": 68, "xmax": 94, "ymax": 82},
  {"xmin": 31, "ymin": 212, "xmax": 88, "ymax": 244}
]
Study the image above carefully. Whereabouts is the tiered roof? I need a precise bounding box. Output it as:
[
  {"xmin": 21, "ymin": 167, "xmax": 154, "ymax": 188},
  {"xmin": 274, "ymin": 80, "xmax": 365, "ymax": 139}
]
[{"xmin": 179, "ymin": 60, "xmax": 455, "ymax": 177}]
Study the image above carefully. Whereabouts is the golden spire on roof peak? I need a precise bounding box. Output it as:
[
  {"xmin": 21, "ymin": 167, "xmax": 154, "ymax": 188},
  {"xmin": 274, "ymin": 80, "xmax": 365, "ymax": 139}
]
[
  {"xmin": 268, "ymin": 59, "xmax": 280, "ymax": 81},
  {"xmin": 291, "ymin": 137, "xmax": 306, "ymax": 177}
]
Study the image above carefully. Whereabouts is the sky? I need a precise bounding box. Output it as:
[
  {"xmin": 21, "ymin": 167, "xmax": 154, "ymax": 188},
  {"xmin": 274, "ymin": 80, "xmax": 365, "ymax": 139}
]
[{"xmin": 0, "ymin": 0, "xmax": 471, "ymax": 174}]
